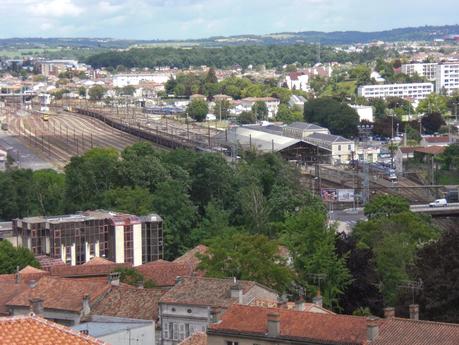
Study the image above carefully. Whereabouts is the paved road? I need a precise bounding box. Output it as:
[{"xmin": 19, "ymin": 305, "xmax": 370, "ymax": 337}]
[{"xmin": 0, "ymin": 130, "xmax": 55, "ymax": 171}]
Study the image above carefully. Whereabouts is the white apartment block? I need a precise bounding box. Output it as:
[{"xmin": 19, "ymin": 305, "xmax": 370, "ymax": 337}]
[
  {"xmin": 357, "ymin": 83, "xmax": 434, "ymax": 101},
  {"xmin": 113, "ymin": 74, "xmax": 171, "ymax": 88},
  {"xmin": 401, "ymin": 63, "xmax": 437, "ymax": 81},
  {"xmin": 435, "ymin": 63, "xmax": 459, "ymax": 95}
]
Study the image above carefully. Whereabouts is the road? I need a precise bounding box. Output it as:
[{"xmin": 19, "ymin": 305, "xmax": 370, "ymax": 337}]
[
  {"xmin": 0, "ymin": 128, "xmax": 55, "ymax": 170},
  {"xmin": 410, "ymin": 202, "xmax": 459, "ymax": 214}
]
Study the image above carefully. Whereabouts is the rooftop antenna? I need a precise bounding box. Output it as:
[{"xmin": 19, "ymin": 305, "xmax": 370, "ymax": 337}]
[
  {"xmin": 398, "ymin": 279, "xmax": 423, "ymax": 304},
  {"xmin": 308, "ymin": 273, "xmax": 327, "ymax": 292}
]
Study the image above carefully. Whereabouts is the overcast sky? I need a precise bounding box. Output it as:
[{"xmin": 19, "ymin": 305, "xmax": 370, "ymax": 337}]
[{"xmin": 0, "ymin": 0, "xmax": 457, "ymax": 40}]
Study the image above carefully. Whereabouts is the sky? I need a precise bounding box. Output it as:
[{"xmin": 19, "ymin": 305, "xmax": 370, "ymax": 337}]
[{"xmin": 0, "ymin": 0, "xmax": 457, "ymax": 40}]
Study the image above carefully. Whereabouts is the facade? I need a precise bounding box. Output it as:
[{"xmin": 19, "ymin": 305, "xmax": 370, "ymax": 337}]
[
  {"xmin": 159, "ymin": 277, "xmax": 278, "ymax": 345},
  {"xmin": 357, "ymin": 83, "xmax": 434, "ymax": 101},
  {"xmin": 284, "ymin": 73, "xmax": 310, "ymax": 92},
  {"xmin": 113, "ymin": 74, "xmax": 171, "ymax": 88},
  {"xmin": 401, "ymin": 63, "xmax": 437, "ymax": 81},
  {"xmin": 283, "ymin": 122, "xmax": 329, "ymax": 139},
  {"xmin": 349, "ymin": 104, "xmax": 374, "ymax": 122},
  {"xmin": 13, "ymin": 210, "xmax": 163, "ymax": 267},
  {"xmin": 303, "ymin": 132, "xmax": 355, "ymax": 164},
  {"xmin": 435, "ymin": 63, "xmax": 459, "ymax": 95}
]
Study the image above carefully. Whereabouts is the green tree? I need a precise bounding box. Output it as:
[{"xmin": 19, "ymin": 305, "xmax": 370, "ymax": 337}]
[
  {"xmin": 238, "ymin": 111, "xmax": 257, "ymax": 124},
  {"xmin": 276, "ymin": 104, "xmax": 303, "ymax": 124},
  {"xmin": 31, "ymin": 169, "xmax": 65, "ymax": 216},
  {"xmin": 102, "ymin": 186, "xmax": 154, "ymax": 215},
  {"xmin": 187, "ymin": 99, "xmax": 208, "ymax": 122},
  {"xmin": 0, "ymin": 241, "xmax": 40, "ymax": 274},
  {"xmin": 281, "ymin": 207, "xmax": 351, "ymax": 309},
  {"xmin": 303, "ymin": 97, "xmax": 359, "ymax": 138},
  {"xmin": 213, "ymin": 99, "xmax": 232, "ymax": 120},
  {"xmin": 252, "ymin": 101, "xmax": 268, "ymax": 120},
  {"xmin": 205, "ymin": 67, "xmax": 218, "ymax": 84},
  {"xmin": 114, "ymin": 267, "xmax": 156, "ymax": 288},
  {"xmin": 78, "ymin": 86, "xmax": 86, "ymax": 97},
  {"xmin": 436, "ymin": 143, "xmax": 459, "ymax": 171},
  {"xmin": 88, "ymin": 85, "xmax": 106, "ymax": 100},
  {"xmin": 198, "ymin": 231, "xmax": 293, "ymax": 293},
  {"xmin": 364, "ymin": 195, "xmax": 409, "ymax": 220},
  {"xmin": 417, "ymin": 93, "xmax": 448, "ymax": 114},
  {"xmin": 120, "ymin": 85, "xmax": 136, "ymax": 96},
  {"xmin": 421, "ymin": 112, "xmax": 445, "ymax": 134}
]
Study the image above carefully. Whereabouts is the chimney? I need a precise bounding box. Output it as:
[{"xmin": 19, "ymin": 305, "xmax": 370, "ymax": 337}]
[
  {"xmin": 295, "ymin": 296, "xmax": 305, "ymax": 311},
  {"xmin": 108, "ymin": 272, "xmax": 120, "ymax": 286},
  {"xmin": 82, "ymin": 294, "xmax": 90, "ymax": 317},
  {"xmin": 230, "ymin": 281, "xmax": 243, "ymax": 304},
  {"xmin": 409, "ymin": 304, "xmax": 419, "ymax": 320},
  {"xmin": 312, "ymin": 289, "xmax": 323, "ymax": 308},
  {"xmin": 267, "ymin": 312, "xmax": 280, "ymax": 337},
  {"xmin": 29, "ymin": 298, "xmax": 44, "ymax": 316},
  {"xmin": 367, "ymin": 316, "xmax": 379, "ymax": 342},
  {"xmin": 384, "ymin": 307, "xmax": 395, "ymax": 319},
  {"xmin": 28, "ymin": 280, "xmax": 37, "ymax": 289}
]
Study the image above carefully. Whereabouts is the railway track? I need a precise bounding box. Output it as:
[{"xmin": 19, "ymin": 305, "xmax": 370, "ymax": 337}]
[{"xmin": 6, "ymin": 110, "xmax": 139, "ymax": 168}]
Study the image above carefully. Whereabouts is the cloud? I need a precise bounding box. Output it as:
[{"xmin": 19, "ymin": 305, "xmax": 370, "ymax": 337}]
[{"xmin": 28, "ymin": 0, "xmax": 84, "ymax": 17}]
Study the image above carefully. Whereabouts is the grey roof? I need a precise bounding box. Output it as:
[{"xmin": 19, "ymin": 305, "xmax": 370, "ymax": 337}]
[
  {"xmin": 306, "ymin": 132, "xmax": 353, "ymax": 143},
  {"xmin": 73, "ymin": 318, "xmax": 150, "ymax": 337},
  {"xmin": 287, "ymin": 122, "xmax": 326, "ymax": 131},
  {"xmin": 245, "ymin": 124, "xmax": 284, "ymax": 135}
]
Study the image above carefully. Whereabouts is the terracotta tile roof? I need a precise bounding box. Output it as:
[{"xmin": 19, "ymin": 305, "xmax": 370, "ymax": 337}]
[
  {"xmin": 209, "ymin": 304, "xmax": 368, "ymax": 345},
  {"xmin": 424, "ymin": 135, "xmax": 449, "ymax": 143},
  {"xmin": 19, "ymin": 265, "xmax": 47, "ymax": 274},
  {"xmin": 399, "ymin": 146, "xmax": 418, "ymax": 154},
  {"xmin": 0, "ymin": 271, "xmax": 49, "ymax": 284},
  {"xmin": 136, "ymin": 260, "xmax": 195, "ymax": 287},
  {"xmin": 160, "ymin": 277, "xmax": 258, "ymax": 308},
  {"xmin": 83, "ymin": 257, "xmax": 115, "ymax": 266},
  {"xmin": 35, "ymin": 255, "xmax": 65, "ymax": 270},
  {"xmin": 91, "ymin": 286, "xmax": 166, "ymax": 320},
  {"xmin": 6, "ymin": 276, "xmax": 111, "ymax": 313},
  {"xmin": 173, "ymin": 244, "xmax": 208, "ymax": 270},
  {"xmin": 414, "ymin": 146, "xmax": 446, "ymax": 155},
  {"xmin": 179, "ymin": 331, "xmax": 207, "ymax": 345},
  {"xmin": 50, "ymin": 262, "xmax": 131, "ymax": 278},
  {"xmin": 0, "ymin": 282, "xmax": 30, "ymax": 315},
  {"xmin": 373, "ymin": 318, "xmax": 459, "ymax": 345},
  {"xmin": 0, "ymin": 315, "xmax": 106, "ymax": 345}
]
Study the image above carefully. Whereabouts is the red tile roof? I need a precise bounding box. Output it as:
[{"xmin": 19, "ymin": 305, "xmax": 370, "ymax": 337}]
[
  {"xmin": 91, "ymin": 286, "xmax": 166, "ymax": 320},
  {"xmin": 35, "ymin": 255, "xmax": 65, "ymax": 270},
  {"xmin": 414, "ymin": 146, "xmax": 446, "ymax": 155},
  {"xmin": 6, "ymin": 276, "xmax": 111, "ymax": 313},
  {"xmin": 160, "ymin": 277, "xmax": 269, "ymax": 308},
  {"xmin": 83, "ymin": 257, "xmax": 115, "ymax": 266},
  {"xmin": 0, "ymin": 282, "xmax": 30, "ymax": 315},
  {"xmin": 50, "ymin": 262, "xmax": 131, "ymax": 278},
  {"xmin": 0, "ymin": 315, "xmax": 106, "ymax": 345},
  {"xmin": 19, "ymin": 265, "xmax": 47, "ymax": 274},
  {"xmin": 173, "ymin": 244, "xmax": 208, "ymax": 270},
  {"xmin": 373, "ymin": 318, "xmax": 459, "ymax": 345},
  {"xmin": 424, "ymin": 136, "xmax": 449, "ymax": 143},
  {"xmin": 136, "ymin": 260, "xmax": 195, "ymax": 287},
  {"xmin": 209, "ymin": 304, "xmax": 368, "ymax": 345},
  {"xmin": 179, "ymin": 332, "xmax": 207, "ymax": 345}
]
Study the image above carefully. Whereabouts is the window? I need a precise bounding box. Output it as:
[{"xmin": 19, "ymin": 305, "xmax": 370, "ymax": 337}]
[
  {"xmin": 185, "ymin": 324, "xmax": 190, "ymax": 338},
  {"xmin": 163, "ymin": 323, "xmax": 170, "ymax": 339},
  {"xmin": 173, "ymin": 323, "xmax": 178, "ymax": 340},
  {"xmin": 187, "ymin": 309, "xmax": 192, "ymax": 314},
  {"xmin": 226, "ymin": 342, "xmax": 239, "ymax": 345},
  {"xmin": 348, "ymin": 145, "xmax": 351, "ymax": 150},
  {"xmin": 338, "ymin": 145, "xmax": 341, "ymax": 151},
  {"xmin": 179, "ymin": 324, "xmax": 185, "ymax": 340}
]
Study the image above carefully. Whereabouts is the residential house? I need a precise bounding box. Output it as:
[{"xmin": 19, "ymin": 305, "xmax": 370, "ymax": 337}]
[
  {"xmin": 420, "ymin": 135, "xmax": 450, "ymax": 147},
  {"xmin": 288, "ymin": 95, "xmax": 307, "ymax": 109},
  {"xmin": 159, "ymin": 277, "xmax": 278, "ymax": 345},
  {"xmin": 232, "ymin": 97, "xmax": 280, "ymax": 119},
  {"xmin": 0, "ymin": 315, "xmax": 106, "ymax": 345},
  {"xmin": 284, "ymin": 73, "xmax": 310, "ymax": 92}
]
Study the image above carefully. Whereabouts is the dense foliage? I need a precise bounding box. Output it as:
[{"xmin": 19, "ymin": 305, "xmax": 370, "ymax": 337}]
[{"xmin": 0, "ymin": 241, "xmax": 40, "ymax": 274}]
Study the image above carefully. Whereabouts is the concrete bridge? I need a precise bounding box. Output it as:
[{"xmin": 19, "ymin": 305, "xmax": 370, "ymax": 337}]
[{"xmin": 410, "ymin": 203, "xmax": 459, "ymax": 216}]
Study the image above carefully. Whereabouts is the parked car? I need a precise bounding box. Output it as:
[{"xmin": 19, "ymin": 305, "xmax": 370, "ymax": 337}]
[{"xmin": 429, "ymin": 199, "xmax": 448, "ymax": 207}]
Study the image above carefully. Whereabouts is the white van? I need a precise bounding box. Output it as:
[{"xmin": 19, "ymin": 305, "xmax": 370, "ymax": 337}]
[{"xmin": 429, "ymin": 199, "xmax": 448, "ymax": 207}]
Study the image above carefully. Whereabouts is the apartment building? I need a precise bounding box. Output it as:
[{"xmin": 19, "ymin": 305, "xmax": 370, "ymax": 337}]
[
  {"xmin": 12, "ymin": 210, "xmax": 163, "ymax": 267},
  {"xmin": 435, "ymin": 63, "xmax": 459, "ymax": 95},
  {"xmin": 401, "ymin": 63, "xmax": 437, "ymax": 81},
  {"xmin": 113, "ymin": 74, "xmax": 171, "ymax": 88},
  {"xmin": 357, "ymin": 82, "xmax": 434, "ymax": 101}
]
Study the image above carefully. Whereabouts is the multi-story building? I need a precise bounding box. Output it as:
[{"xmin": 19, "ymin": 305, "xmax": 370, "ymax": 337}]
[
  {"xmin": 401, "ymin": 63, "xmax": 437, "ymax": 81},
  {"xmin": 159, "ymin": 277, "xmax": 278, "ymax": 345},
  {"xmin": 284, "ymin": 73, "xmax": 310, "ymax": 92},
  {"xmin": 12, "ymin": 210, "xmax": 163, "ymax": 266},
  {"xmin": 435, "ymin": 63, "xmax": 459, "ymax": 95},
  {"xmin": 113, "ymin": 74, "xmax": 171, "ymax": 88},
  {"xmin": 357, "ymin": 83, "xmax": 434, "ymax": 101}
]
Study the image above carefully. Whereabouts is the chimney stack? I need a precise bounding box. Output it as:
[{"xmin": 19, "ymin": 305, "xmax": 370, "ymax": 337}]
[
  {"xmin": 409, "ymin": 304, "xmax": 419, "ymax": 320},
  {"xmin": 367, "ymin": 316, "xmax": 379, "ymax": 342},
  {"xmin": 295, "ymin": 296, "xmax": 305, "ymax": 311},
  {"xmin": 82, "ymin": 294, "xmax": 90, "ymax": 317},
  {"xmin": 230, "ymin": 281, "xmax": 243, "ymax": 304},
  {"xmin": 29, "ymin": 298, "xmax": 44, "ymax": 316},
  {"xmin": 267, "ymin": 312, "xmax": 280, "ymax": 337},
  {"xmin": 312, "ymin": 289, "xmax": 323, "ymax": 308},
  {"xmin": 108, "ymin": 272, "xmax": 120, "ymax": 286},
  {"xmin": 384, "ymin": 307, "xmax": 395, "ymax": 319}
]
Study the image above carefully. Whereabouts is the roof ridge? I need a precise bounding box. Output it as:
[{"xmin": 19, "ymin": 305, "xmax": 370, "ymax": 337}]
[{"xmin": 390, "ymin": 317, "xmax": 459, "ymax": 327}]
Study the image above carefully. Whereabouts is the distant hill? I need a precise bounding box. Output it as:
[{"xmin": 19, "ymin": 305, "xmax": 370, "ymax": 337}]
[{"xmin": 0, "ymin": 25, "xmax": 458, "ymax": 50}]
